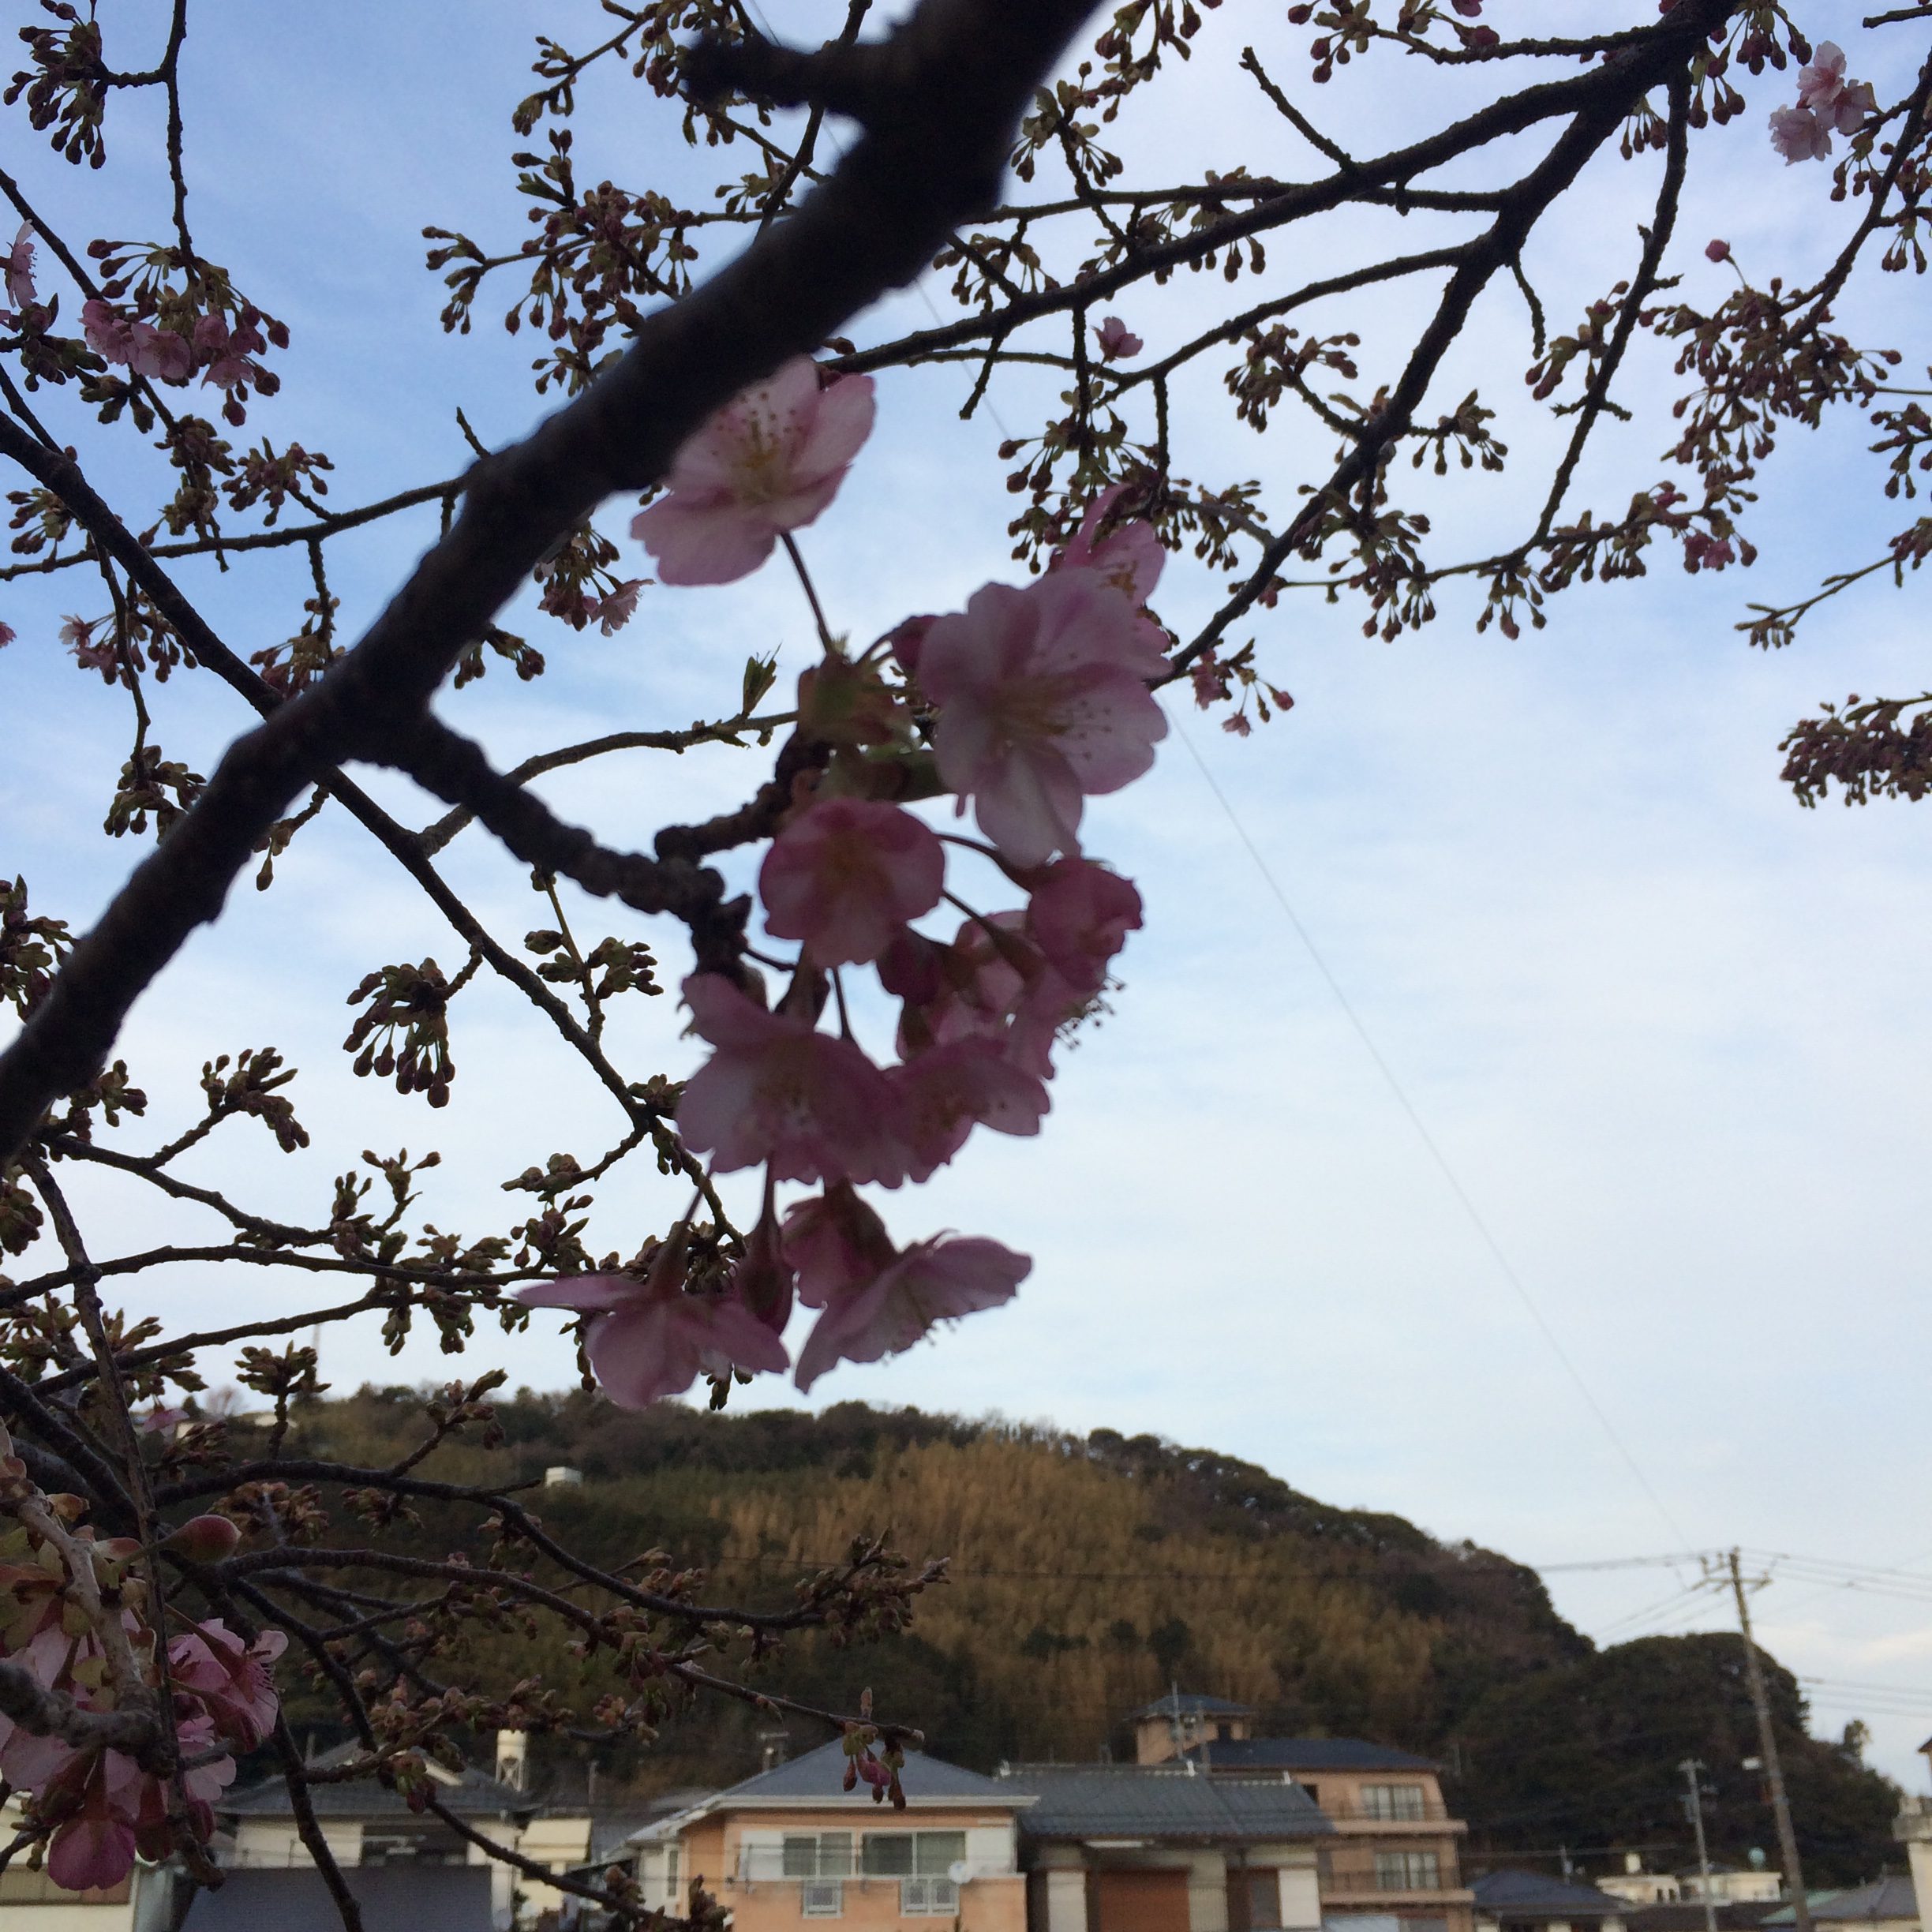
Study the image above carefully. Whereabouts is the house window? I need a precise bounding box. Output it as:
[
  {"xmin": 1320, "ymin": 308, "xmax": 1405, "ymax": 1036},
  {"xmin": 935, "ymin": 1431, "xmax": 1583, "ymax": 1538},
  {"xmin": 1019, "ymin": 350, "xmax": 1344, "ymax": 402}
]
[
  {"xmin": 1374, "ymin": 1852, "xmax": 1440, "ymax": 1890},
  {"xmin": 802, "ymin": 1880, "xmax": 846, "ymax": 1917},
  {"xmin": 667, "ymin": 1848, "xmax": 681, "ymax": 1901},
  {"xmin": 902, "ymin": 1878, "xmax": 962, "ymax": 1915},
  {"xmin": 860, "ymin": 1831, "xmax": 966, "ymax": 1878},
  {"xmin": 784, "ymin": 1833, "xmax": 855, "ymax": 1878},
  {"xmin": 1362, "ymin": 1784, "xmax": 1427, "ymax": 1822}
]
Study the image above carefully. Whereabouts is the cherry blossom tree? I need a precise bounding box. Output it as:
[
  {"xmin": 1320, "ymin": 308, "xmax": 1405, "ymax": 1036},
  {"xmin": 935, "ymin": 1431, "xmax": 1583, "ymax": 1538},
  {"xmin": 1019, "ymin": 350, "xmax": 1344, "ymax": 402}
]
[{"xmin": 0, "ymin": 0, "xmax": 1926, "ymax": 1919}]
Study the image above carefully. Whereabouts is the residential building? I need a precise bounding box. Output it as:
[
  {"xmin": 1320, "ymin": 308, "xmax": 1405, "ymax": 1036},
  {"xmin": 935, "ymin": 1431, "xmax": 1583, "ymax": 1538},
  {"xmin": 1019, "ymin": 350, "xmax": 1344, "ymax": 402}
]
[
  {"xmin": 1683, "ymin": 1872, "xmax": 1784, "ymax": 1906},
  {"xmin": 206, "ymin": 1737, "xmax": 540, "ymax": 1929},
  {"xmin": 619, "ymin": 1738, "xmax": 1332, "ymax": 1932},
  {"xmin": 1599, "ymin": 1862, "xmax": 1681, "ymax": 1909},
  {"xmin": 1471, "ymin": 1870, "xmax": 1627, "ymax": 1932},
  {"xmin": 1133, "ymin": 1695, "xmax": 1261, "ymax": 1766},
  {"xmin": 1157, "ymin": 1719, "xmax": 1474, "ymax": 1932},
  {"xmin": 998, "ymin": 1758, "xmax": 1330, "ymax": 1932},
  {"xmin": 623, "ymin": 1743, "xmax": 1032, "ymax": 1932}
]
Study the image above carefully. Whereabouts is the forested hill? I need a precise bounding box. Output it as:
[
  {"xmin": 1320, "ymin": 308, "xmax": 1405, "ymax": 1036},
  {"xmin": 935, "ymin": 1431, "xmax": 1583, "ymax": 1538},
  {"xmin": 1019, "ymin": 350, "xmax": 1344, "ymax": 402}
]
[{"xmin": 282, "ymin": 1390, "xmax": 1901, "ymax": 1885}]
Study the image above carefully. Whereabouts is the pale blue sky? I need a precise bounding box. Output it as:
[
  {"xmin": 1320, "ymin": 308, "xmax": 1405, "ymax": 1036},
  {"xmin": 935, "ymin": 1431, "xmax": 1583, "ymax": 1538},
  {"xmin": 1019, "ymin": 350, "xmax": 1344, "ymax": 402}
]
[{"xmin": 3, "ymin": 3, "xmax": 1929, "ymax": 1788}]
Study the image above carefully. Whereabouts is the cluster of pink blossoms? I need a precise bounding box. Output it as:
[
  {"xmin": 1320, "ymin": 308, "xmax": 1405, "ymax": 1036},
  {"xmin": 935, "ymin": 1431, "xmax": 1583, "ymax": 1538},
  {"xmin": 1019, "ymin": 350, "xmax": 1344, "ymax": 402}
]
[
  {"xmin": 1769, "ymin": 42, "xmax": 1876, "ymax": 163},
  {"xmin": 0, "ymin": 1503, "xmax": 283, "ymax": 1890},
  {"xmin": 524, "ymin": 358, "xmax": 1167, "ymax": 1402}
]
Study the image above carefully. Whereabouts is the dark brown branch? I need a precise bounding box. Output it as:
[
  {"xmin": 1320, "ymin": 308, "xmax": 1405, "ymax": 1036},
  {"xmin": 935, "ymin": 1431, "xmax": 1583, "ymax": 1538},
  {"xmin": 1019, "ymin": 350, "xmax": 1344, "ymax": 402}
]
[
  {"xmin": 415, "ymin": 715, "xmax": 794, "ymax": 855},
  {"xmin": 1169, "ymin": 2, "xmax": 1729, "ymax": 676},
  {"xmin": 0, "ymin": 1658, "xmax": 157, "ymax": 1755}
]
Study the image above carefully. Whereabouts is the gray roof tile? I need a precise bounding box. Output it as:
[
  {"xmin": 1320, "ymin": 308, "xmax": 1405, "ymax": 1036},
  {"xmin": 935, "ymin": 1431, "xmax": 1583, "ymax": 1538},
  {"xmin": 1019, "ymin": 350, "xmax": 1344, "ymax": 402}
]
[
  {"xmin": 708, "ymin": 1740, "xmax": 1028, "ymax": 1807},
  {"xmin": 998, "ymin": 1765, "xmax": 1332, "ymax": 1842},
  {"xmin": 1472, "ymin": 1870, "xmax": 1627, "ymax": 1918}
]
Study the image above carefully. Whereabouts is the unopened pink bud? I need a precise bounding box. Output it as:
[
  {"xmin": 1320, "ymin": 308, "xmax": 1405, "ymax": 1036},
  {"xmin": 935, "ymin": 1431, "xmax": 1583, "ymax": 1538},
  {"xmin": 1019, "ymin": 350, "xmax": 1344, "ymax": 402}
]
[
  {"xmin": 1705, "ymin": 238, "xmax": 1731, "ymax": 262},
  {"xmin": 163, "ymin": 1513, "xmax": 241, "ymax": 1563}
]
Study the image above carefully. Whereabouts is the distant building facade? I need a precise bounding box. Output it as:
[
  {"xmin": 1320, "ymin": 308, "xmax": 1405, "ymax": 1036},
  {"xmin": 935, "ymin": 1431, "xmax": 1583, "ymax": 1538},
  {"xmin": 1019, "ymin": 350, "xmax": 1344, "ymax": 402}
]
[{"xmin": 1133, "ymin": 1698, "xmax": 1473, "ymax": 1932}]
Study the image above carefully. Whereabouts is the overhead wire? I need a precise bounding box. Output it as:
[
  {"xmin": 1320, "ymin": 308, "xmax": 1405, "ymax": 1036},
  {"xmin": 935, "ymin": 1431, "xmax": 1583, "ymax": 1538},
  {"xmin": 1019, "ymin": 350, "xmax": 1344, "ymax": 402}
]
[{"xmin": 1164, "ymin": 709, "xmax": 1690, "ymax": 1550}]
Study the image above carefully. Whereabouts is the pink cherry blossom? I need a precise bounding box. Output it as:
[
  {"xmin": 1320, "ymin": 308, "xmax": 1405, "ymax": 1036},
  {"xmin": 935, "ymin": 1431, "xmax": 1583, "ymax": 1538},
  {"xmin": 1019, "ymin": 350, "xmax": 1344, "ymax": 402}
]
[
  {"xmin": 919, "ymin": 573, "xmax": 1169, "ymax": 866},
  {"xmin": 1027, "ymin": 858, "xmax": 1144, "ymax": 993},
  {"xmin": 168, "ymin": 1619, "xmax": 288, "ymax": 1750},
  {"xmin": 1056, "ymin": 483, "xmax": 1166, "ymax": 608},
  {"xmin": 1093, "ymin": 316, "xmax": 1143, "ymax": 361},
  {"xmin": 587, "ymin": 578, "xmax": 644, "ymax": 635},
  {"xmin": 1796, "ymin": 42, "xmax": 1848, "ymax": 111},
  {"xmin": 518, "ymin": 1264, "xmax": 788, "ymax": 1407},
  {"xmin": 0, "ymin": 621, "xmax": 15, "ymax": 649},
  {"xmin": 760, "ymin": 798, "xmax": 946, "ymax": 966},
  {"xmin": 5, "ymin": 222, "xmax": 36, "ymax": 311},
  {"xmin": 631, "ymin": 358, "xmax": 875, "ymax": 585},
  {"xmin": 892, "ymin": 911, "xmax": 1084, "ymax": 1080},
  {"xmin": 1768, "ymin": 104, "xmax": 1832, "ymax": 164},
  {"xmin": 676, "ymin": 973, "xmax": 908, "ymax": 1185},
  {"xmin": 781, "ymin": 1182, "xmax": 897, "ymax": 1309},
  {"xmin": 1705, "ymin": 238, "xmax": 1731, "ymax": 263},
  {"xmin": 792, "ymin": 1234, "xmax": 1031, "ymax": 1391},
  {"xmin": 889, "ymin": 1038, "xmax": 1049, "ymax": 1183}
]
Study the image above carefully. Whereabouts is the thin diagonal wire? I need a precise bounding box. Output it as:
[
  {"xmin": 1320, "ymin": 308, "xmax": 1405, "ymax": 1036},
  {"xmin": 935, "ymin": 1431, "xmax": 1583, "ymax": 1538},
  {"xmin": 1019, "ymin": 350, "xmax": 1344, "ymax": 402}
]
[{"xmin": 1166, "ymin": 705, "xmax": 1691, "ymax": 1549}]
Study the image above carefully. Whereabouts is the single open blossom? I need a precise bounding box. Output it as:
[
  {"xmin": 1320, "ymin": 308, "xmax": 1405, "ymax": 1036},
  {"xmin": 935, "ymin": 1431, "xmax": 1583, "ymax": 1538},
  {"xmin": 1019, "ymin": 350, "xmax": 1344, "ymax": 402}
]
[
  {"xmin": 4, "ymin": 222, "xmax": 36, "ymax": 311},
  {"xmin": 919, "ymin": 573, "xmax": 1169, "ymax": 866},
  {"xmin": 1027, "ymin": 858, "xmax": 1144, "ymax": 993},
  {"xmin": 793, "ymin": 1234, "xmax": 1031, "ymax": 1391},
  {"xmin": 587, "ymin": 578, "xmax": 644, "ymax": 635},
  {"xmin": 1768, "ymin": 105, "xmax": 1832, "ymax": 164},
  {"xmin": 631, "ymin": 358, "xmax": 875, "ymax": 585},
  {"xmin": 168, "ymin": 1619, "xmax": 288, "ymax": 1750},
  {"xmin": 890, "ymin": 1038, "xmax": 1050, "ymax": 1183},
  {"xmin": 676, "ymin": 973, "xmax": 907, "ymax": 1185},
  {"xmin": 760, "ymin": 798, "xmax": 946, "ymax": 966},
  {"xmin": 1094, "ymin": 316, "xmax": 1143, "ymax": 360},
  {"xmin": 518, "ymin": 1265, "xmax": 788, "ymax": 1408}
]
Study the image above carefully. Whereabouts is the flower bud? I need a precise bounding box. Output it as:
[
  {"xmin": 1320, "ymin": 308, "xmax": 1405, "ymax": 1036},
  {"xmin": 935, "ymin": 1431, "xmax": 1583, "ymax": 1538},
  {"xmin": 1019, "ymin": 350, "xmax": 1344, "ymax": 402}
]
[{"xmin": 163, "ymin": 1513, "xmax": 242, "ymax": 1563}]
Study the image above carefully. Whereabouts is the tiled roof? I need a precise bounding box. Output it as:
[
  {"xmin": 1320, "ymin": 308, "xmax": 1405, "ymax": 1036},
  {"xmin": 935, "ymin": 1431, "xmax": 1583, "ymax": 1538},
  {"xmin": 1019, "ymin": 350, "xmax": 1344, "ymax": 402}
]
[
  {"xmin": 1181, "ymin": 1738, "xmax": 1437, "ymax": 1773},
  {"xmin": 183, "ymin": 1865, "xmax": 494, "ymax": 1931},
  {"xmin": 998, "ymin": 1764, "xmax": 1331, "ymax": 1843},
  {"xmin": 699, "ymin": 1740, "xmax": 1029, "ymax": 1808},
  {"xmin": 1764, "ymin": 1880, "xmax": 1919, "ymax": 1926},
  {"xmin": 1472, "ymin": 1870, "xmax": 1627, "ymax": 1919},
  {"xmin": 1130, "ymin": 1692, "xmax": 1260, "ymax": 1721},
  {"xmin": 221, "ymin": 1741, "xmax": 534, "ymax": 1820}
]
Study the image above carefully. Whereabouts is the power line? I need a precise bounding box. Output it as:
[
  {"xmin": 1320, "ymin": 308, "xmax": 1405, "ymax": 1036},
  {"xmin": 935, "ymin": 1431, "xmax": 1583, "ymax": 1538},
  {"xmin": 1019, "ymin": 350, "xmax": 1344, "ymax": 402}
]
[{"xmin": 1165, "ymin": 709, "xmax": 1690, "ymax": 1548}]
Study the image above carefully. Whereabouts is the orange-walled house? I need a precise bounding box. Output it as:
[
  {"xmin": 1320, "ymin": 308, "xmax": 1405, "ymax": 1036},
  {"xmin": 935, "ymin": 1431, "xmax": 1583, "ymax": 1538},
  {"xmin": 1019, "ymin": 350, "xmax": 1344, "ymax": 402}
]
[
  {"xmin": 628, "ymin": 1745, "xmax": 1033, "ymax": 1932},
  {"xmin": 623, "ymin": 1741, "xmax": 1333, "ymax": 1932}
]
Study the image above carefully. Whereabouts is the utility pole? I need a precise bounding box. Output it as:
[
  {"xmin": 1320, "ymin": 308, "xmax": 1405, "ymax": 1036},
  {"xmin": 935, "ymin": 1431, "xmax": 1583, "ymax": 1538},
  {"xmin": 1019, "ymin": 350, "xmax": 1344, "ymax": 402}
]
[
  {"xmin": 1725, "ymin": 1549, "xmax": 1812, "ymax": 1932},
  {"xmin": 1679, "ymin": 1758, "xmax": 1719, "ymax": 1932}
]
